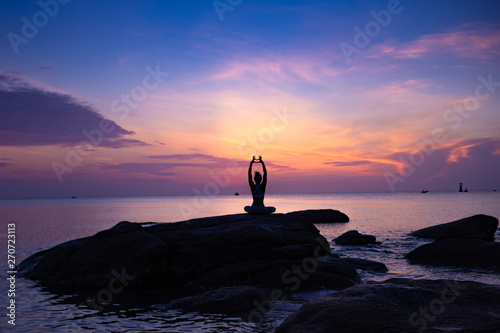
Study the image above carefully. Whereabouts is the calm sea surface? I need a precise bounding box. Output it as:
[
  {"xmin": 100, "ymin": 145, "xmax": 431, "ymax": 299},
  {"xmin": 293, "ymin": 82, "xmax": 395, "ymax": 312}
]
[{"xmin": 1, "ymin": 192, "xmax": 499, "ymax": 332}]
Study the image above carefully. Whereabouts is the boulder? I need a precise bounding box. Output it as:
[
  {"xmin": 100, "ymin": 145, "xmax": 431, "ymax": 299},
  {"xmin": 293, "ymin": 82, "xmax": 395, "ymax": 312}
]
[
  {"xmin": 275, "ymin": 278, "xmax": 500, "ymax": 333},
  {"xmin": 166, "ymin": 286, "xmax": 269, "ymax": 314},
  {"xmin": 341, "ymin": 258, "xmax": 388, "ymax": 272},
  {"xmin": 333, "ymin": 230, "xmax": 377, "ymax": 245},
  {"xmin": 405, "ymin": 238, "xmax": 500, "ymax": 270},
  {"xmin": 192, "ymin": 255, "xmax": 358, "ymax": 292},
  {"xmin": 286, "ymin": 209, "xmax": 349, "ymax": 223},
  {"xmin": 17, "ymin": 221, "xmax": 171, "ymax": 287},
  {"xmin": 411, "ymin": 214, "xmax": 498, "ymax": 241},
  {"xmin": 18, "ymin": 209, "xmax": 357, "ymax": 294}
]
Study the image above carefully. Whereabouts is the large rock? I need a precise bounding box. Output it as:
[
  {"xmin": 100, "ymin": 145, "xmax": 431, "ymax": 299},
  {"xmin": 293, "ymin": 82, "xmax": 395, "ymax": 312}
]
[
  {"xmin": 17, "ymin": 221, "xmax": 171, "ymax": 287},
  {"xmin": 286, "ymin": 209, "xmax": 349, "ymax": 223},
  {"xmin": 411, "ymin": 214, "xmax": 498, "ymax": 241},
  {"xmin": 333, "ymin": 230, "xmax": 377, "ymax": 245},
  {"xmin": 405, "ymin": 238, "xmax": 500, "ymax": 270},
  {"xmin": 275, "ymin": 278, "xmax": 500, "ymax": 333},
  {"xmin": 18, "ymin": 209, "xmax": 357, "ymax": 294},
  {"xmin": 166, "ymin": 285, "xmax": 269, "ymax": 314},
  {"xmin": 341, "ymin": 258, "xmax": 388, "ymax": 272}
]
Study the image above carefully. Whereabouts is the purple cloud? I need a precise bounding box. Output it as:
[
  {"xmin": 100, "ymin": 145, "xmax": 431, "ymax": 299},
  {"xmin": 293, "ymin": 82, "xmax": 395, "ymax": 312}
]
[
  {"xmin": 144, "ymin": 154, "xmax": 244, "ymax": 172},
  {"xmin": 438, "ymin": 139, "xmax": 500, "ymax": 183},
  {"xmin": 100, "ymin": 153, "xmax": 295, "ymax": 179},
  {"xmin": 99, "ymin": 163, "xmax": 178, "ymax": 177},
  {"xmin": 146, "ymin": 153, "xmax": 295, "ymax": 171},
  {"xmin": 384, "ymin": 138, "xmax": 500, "ymax": 190},
  {"xmin": 101, "ymin": 138, "xmax": 150, "ymax": 149},
  {"xmin": 325, "ymin": 160, "xmax": 371, "ymax": 167},
  {"xmin": 0, "ymin": 73, "xmax": 148, "ymax": 148},
  {"xmin": 147, "ymin": 153, "xmax": 217, "ymax": 161},
  {"xmin": 0, "ymin": 162, "xmax": 11, "ymax": 168},
  {"xmin": 37, "ymin": 67, "xmax": 56, "ymax": 73}
]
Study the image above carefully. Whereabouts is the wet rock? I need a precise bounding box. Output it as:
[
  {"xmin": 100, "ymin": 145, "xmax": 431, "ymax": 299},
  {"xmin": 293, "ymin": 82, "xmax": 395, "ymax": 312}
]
[
  {"xmin": 166, "ymin": 286, "xmax": 269, "ymax": 314},
  {"xmin": 333, "ymin": 230, "xmax": 377, "ymax": 245},
  {"xmin": 275, "ymin": 278, "xmax": 500, "ymax": 333},
  {"xmin": 286, "ymin": 209, "xmax": 349, "ymax": 223},
  {"xmin": 405, "ymin": 238, "xmax": 500, "ymax": 270},
  {"xmin": 411, "ymin": 214, "xmax": 498, "ymax": 241},
  {"xmin": 341, "ymin": 258, "xmax": 388, "ymax": 272},
  {"xmin": 18, "ymin": 209, "xmax": 357, "ymax": 293}
]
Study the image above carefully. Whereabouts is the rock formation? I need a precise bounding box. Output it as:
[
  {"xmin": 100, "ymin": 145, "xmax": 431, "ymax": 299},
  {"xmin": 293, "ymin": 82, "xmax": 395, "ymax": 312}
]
[
  {"xmin": 18, "ymin": 210, "xmax": 357, "ymax": 294},
  {"xmin": 411, "ymin": 214, "xmax": 498, "ymax": 241},
  {"xmin": 407, "ymin": 214, "xmax": 499, "ymax": 270},
  {"xmin": 333, "ymin": 230, "xmax": 377, "ymax": 245},
  {"xmin": 275, "ymin": 278, "xmax": 500, "ymax": 333}
]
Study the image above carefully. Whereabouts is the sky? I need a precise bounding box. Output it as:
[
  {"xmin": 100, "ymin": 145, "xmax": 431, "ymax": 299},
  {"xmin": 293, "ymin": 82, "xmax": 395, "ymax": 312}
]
[{"xmin": 0, "ymin": 0, "xmax": 499, "ymax": 198}]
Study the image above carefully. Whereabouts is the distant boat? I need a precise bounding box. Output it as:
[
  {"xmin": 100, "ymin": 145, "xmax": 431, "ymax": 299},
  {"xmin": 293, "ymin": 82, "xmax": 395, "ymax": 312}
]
[
  {"xmin": 421, "ymin": 189, "xmax": 428, "ymax": 193},
  {"xmin": 234, "ymin": 192, "xmax": 240, "ymax": 196},
  {"xmin": 464, "ymin": 188, "xmax": 468, "ymax": 192},
  {"xmin": 72, "ymin": 196, "xmax": 77, "ymax": 199}
]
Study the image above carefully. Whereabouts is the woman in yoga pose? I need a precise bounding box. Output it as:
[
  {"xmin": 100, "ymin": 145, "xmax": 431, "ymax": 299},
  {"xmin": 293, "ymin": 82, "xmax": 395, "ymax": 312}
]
[{"xmin": 244, "ymin": 156, "xmax": 276, "ymax": 214}]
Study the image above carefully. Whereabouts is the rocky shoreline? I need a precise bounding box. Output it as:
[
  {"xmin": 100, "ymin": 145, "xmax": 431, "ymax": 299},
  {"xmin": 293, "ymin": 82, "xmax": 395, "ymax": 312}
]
[{"xmin": 18, "ymin": 210, "xmax": 500, "ymax": 331}]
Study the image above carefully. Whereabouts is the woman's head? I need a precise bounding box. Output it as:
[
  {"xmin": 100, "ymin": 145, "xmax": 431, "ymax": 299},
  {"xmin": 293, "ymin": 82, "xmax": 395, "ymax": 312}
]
[{"xmin": 254, "ymin": 172, "xmax": 262, "ymax": 184}]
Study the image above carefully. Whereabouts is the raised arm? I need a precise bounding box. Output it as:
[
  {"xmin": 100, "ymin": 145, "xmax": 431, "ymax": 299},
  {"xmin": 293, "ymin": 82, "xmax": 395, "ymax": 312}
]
[
  {"xmin": 261, "ymin": 158, "xmax": 268, "ymax": 188},
  {"xmin": 248, "ymin": 158, "xmax": 254, "ymax": 187}
]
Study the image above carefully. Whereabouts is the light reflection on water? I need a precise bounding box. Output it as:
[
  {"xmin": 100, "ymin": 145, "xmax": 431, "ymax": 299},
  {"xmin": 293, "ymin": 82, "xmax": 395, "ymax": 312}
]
[{"xmin": 0, "ymin": 191, "xmax": 499, "ymax": 332}]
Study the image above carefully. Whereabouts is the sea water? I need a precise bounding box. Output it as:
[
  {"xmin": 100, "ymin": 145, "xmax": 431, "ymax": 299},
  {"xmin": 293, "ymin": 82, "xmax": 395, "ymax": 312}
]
[{"xmin": 0, "ymin": 191, "xmax": 499, "ymax": 332}]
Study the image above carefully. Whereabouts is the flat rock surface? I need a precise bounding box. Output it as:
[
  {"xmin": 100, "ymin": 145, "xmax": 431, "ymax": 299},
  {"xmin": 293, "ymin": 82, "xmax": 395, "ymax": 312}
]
[
  {"xmin": 274, "ymin": 278, "xmax": 500, "ymax": 333},
  {"xmin": 18, "ymin": 209, "xmax": 356, "ymax": 294},
  {"xmin": 405, "ymin": 238, "xmax": 500, "ymax": 270},
  {"xmin": 411, "ymin": 214, "xmax": 498, "ymax": 241}
]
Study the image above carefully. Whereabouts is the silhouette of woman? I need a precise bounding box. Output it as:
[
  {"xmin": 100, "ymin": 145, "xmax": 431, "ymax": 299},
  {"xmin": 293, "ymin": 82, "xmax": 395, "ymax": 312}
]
[{"xmin": 244, "ymin": 156, "xmax": 276, "ymax": 214}]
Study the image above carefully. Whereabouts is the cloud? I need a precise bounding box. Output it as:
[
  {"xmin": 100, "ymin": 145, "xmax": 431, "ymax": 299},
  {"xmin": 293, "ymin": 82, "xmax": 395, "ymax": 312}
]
[
  {"xmin": 368, "ymin": 23, "xmax": 500, "ymax": 60},
  {"xmin": 146, "ymin": 153, "xmax": 248, "ymax": 170},
  {"xmin": 440, "ymin": 139, "xmax": 500, "ymax": 178},
  {"xmin": 0, "ymin": 162, "xmax": 11, "ymax": 168},
  {"xmin": 99, "ymin": 163, "xmax": 178, "ymax": 177},
  {"xmin": 146, "ymin": 153, "xmax": 295, "ymax": 171},
  {"xmin": 325, "ymin": 160, "xmax": 371, "ymax": 167},
  {"xmin": 37, "ymin": 67, "xmax": 56, "ymax": 73},
  {"xmin": 97, "ymin": 154, "xmax": 237, "ymax": 178},
  {"xmin": 147, "ymin": 153, "xmax": 218, "ymax": 161},
  {"xmin": 210, "ymin": 54, "xmax": 339, "ymax": 85},
  {"xmin": 0, "ymin": 73, "xmax": 148, "ymax": 148},
  {"xmin": 99, "ymin": 153, "xmax": 295, "ymax": 180},
  {"xmin": 102, "ymin": 138, "xmax": 150, "ymax": 148},
  {"xmin": 384, "ymin": 138, "xmax": 500, "ymax": 190}
]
